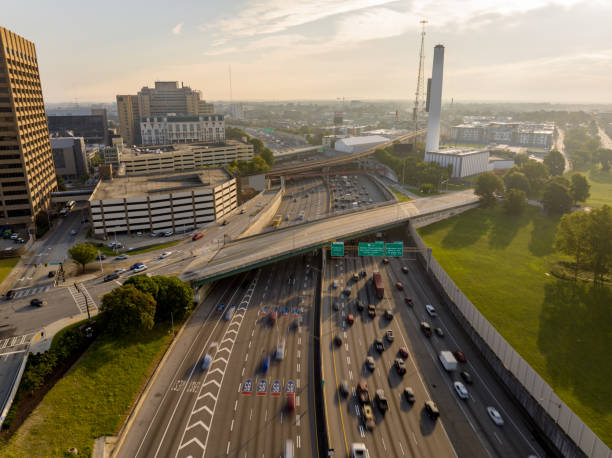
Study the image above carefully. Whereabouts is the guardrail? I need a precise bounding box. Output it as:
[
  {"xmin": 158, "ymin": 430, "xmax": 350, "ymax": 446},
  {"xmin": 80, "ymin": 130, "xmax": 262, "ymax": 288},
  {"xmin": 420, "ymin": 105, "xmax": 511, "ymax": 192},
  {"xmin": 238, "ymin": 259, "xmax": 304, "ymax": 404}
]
[
  {"xmin": 314, "ymin": 249, "xmax": 329, "ymax": 457},
  {"xmin": 408, "ymin": 223, "xmax": 611, "ymax": 458},
  {"xmin": 0, "ymin": 349, "xmax": 29, "ymax": 428}
]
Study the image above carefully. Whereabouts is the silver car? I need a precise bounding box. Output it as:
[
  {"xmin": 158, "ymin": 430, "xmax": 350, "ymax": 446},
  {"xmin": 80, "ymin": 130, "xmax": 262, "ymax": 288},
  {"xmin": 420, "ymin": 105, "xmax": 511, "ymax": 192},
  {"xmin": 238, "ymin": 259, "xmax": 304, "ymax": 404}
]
[
  {"xmin": 453, "ymin": 381, "xmax": 469, "ymax": 400},
  {"xmin": 487, "ymin": 406, "xmax": 504, "ymax": 426}
]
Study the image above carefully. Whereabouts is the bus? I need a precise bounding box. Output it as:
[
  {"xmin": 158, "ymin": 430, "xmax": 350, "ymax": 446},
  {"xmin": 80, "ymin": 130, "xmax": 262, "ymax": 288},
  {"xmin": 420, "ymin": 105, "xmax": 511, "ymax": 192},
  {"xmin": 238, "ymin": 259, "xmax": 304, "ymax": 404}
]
[{"xmin": 272, "ymin": 216, "xmax": 282, "ymax": 227}]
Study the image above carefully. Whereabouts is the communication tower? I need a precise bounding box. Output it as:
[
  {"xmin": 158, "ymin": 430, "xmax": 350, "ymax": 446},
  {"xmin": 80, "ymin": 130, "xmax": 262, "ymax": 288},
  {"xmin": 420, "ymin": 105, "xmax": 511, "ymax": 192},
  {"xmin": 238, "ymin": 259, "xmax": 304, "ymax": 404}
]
[{"xmin": 413, "ymin": 20, "xmax": 428, "ymax": 140}]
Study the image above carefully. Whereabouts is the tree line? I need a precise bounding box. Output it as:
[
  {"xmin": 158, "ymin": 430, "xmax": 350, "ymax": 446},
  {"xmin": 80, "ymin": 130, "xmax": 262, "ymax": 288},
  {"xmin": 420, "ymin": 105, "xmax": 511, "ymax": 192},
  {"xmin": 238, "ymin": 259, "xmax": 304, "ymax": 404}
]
[{"xmin": 225, "ymin": 127, "xmax": 274, "ymax": 174}]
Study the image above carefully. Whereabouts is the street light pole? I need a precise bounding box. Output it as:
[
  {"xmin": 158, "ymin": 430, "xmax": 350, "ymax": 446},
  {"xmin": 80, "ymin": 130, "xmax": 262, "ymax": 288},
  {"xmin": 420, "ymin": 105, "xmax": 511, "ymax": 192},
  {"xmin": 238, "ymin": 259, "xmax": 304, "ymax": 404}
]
[{"xmin": 97, "ymin": 250, "xmax": 103, "ymax": 274}]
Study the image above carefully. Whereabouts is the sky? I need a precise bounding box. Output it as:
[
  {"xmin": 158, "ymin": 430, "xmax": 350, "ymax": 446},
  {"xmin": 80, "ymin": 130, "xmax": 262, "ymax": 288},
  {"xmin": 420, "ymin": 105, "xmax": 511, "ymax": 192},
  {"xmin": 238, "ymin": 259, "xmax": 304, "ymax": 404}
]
[{"xmin": 2, "ymin": 0, "xmax": 612, "ymax": 104}]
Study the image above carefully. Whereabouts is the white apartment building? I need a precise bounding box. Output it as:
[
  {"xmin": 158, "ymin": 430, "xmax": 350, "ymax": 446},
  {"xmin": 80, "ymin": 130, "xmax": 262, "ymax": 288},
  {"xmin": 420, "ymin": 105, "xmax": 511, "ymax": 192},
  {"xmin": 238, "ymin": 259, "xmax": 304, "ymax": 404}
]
[
  {"xmin": 89, "ymin": 169, "xmax": 237, "ymax": 237},
  {"xmin": 425, "ymin": 148, "xmax": 490, "ymax": 178},
  {"xmin": 140, "ymin": 114, "xmax": 225, "ymax": 145},
  {"xmin": 119, "ymin": 140, "xmax": 253, "ymax": 175}
]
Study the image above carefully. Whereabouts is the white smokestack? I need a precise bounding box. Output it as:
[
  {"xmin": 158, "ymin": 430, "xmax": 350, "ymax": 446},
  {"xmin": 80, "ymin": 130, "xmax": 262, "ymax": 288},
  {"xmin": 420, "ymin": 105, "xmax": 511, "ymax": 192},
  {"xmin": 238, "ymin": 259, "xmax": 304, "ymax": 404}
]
[{"xmin": 425, "ymin": 44, "xmax": 444, "ymax": 154}]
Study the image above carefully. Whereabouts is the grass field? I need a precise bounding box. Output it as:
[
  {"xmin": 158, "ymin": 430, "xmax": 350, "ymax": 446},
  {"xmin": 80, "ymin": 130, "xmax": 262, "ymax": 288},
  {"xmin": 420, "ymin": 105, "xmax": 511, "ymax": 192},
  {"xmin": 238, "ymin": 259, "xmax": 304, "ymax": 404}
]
[
  {"xmin": 0, "ymin": 258, "xmax": 19, "ymax": 285},
  {"xmin": 419, "ymin": 206, "xmax": 612, "ymax": 448},
  {"xmin": 583, "ymin": 166, "xmax": 612, "ymax": 208},
  {"xmin": 391, "ymin": 188, "xmax": 412, "ymax": 202},
  {"xmin": 0, "ymin": 326, "xmax": 172, "ymax": 457}
]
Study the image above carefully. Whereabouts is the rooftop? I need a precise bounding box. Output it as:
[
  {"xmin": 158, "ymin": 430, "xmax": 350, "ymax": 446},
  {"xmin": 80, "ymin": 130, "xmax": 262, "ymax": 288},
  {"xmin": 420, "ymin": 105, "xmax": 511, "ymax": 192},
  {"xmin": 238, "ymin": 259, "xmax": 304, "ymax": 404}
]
[
  {"xmin": 430, "ymin": 148, "xmax": 489, "ymax": 157},
  {"xmin": 337, "ymin": 135, "xmax": 389, "ymax": 146},
  {"xmin": 120, "ymin": 139, "xmax": 249, "ymax": 159},
  {"xmin": 91, "ymin": 168, "xmax": 231, "ymax": 201}
]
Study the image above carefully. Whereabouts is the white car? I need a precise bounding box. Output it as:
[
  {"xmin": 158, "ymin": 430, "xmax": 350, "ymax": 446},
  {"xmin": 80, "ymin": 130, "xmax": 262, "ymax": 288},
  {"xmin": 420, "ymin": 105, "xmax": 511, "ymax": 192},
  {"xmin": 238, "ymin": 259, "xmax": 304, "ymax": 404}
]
[
  {"xmin": 133, "ymin": 264, "xmax": 147, "ymax": 273},
  {"xmin": 115, "ymin": 254, "xmax": 128, "ymax": 260},
  {"xmin": 487, "ymin": 406, "xmax": 504, "ymax": 426},
  {"xmin": 114, "ymin": 268, "xmax": 126, "ymax": 274},
  {"xmin": 453, "ymin": 381, "xmax": 469, "ymax": 400},
  {"xmin": 201, "ymin": 354, "xmax": 212, "ymax": 370},
  {"xmin": 425, "ymin": 304, "xmax": 437, "ymax": 317},
  {"xmin": 159, "ymin": 251, "xmax": 172, "ymax": 259}
]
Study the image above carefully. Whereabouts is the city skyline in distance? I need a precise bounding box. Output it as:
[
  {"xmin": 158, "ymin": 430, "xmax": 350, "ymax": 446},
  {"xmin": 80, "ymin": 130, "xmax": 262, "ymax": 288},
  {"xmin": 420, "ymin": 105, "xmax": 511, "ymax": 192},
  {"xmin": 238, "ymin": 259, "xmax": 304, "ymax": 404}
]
[{"xmin": 2, "ymin": 0, "xmax": 612, "ymax": 104}]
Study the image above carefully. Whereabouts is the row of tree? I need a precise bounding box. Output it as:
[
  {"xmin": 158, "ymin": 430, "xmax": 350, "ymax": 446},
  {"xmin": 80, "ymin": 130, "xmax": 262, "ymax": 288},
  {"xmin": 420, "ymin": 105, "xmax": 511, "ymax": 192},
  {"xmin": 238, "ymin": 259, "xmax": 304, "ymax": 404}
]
[
  {"xmin": 556, "ymin": 205, "xmax": 612, "ymax": 285},
  {"xmin": 225, "ymin": 127, "xmax": 275, "ymax": 175},
  {"xmin": 99, "ymin": 275, "xmax": 194, "ymax": 336},
  {"xmin": 563, "ymin": 125, "xmax": 612, "ymax": 170}
]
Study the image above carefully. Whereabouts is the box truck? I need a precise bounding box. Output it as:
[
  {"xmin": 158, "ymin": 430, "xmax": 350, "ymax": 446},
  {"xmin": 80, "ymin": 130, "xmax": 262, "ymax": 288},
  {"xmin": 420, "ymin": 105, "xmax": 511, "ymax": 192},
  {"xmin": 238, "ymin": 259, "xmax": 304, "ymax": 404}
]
[{"xmin": 439, "ymin": 351, "xmax": 458, "ymax": 372}]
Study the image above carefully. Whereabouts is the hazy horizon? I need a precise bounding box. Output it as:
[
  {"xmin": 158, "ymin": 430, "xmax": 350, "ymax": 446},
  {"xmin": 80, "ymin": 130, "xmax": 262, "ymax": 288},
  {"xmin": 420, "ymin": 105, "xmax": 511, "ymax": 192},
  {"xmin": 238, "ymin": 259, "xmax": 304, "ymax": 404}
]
[{"xmin": 3, "ymin": 0, "xmax": 612, "ymax": 104}]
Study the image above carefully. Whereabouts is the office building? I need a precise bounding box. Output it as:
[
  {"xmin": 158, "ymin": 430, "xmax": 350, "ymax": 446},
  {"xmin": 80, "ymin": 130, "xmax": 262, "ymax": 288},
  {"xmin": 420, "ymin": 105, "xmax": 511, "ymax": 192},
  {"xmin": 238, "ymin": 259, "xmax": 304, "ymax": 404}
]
[
  {"xmin": 51, "ymin": 137, "xmax": 88, "ymax": 179},
  {"xmin": 140, "ymin": 114, "xmax": 225, "ymax": 145},
  {"xmin": 451, "ymin": 122, "xmax": 554, "ymax": 149},
  {"xmin": 117, "ymin": 81, "xmax": 215, "ymax": 146},
  {"xmin": 425, "ymin": 148, "xmax": 490, "ymax": 178},
  {"xmin": 47, "ymin": 108, "xmax": 109, "ymax": 145},
  {"xmin": 89, "ymin": 169, "xmax": 236, "ymax": 237},
  {"xmin": 0, "ymin": 27, "xmax": 57, "ymax": 228},
  {"xmin": 119, "ymin": 140, "xmax": 253, "ymax": 175}
]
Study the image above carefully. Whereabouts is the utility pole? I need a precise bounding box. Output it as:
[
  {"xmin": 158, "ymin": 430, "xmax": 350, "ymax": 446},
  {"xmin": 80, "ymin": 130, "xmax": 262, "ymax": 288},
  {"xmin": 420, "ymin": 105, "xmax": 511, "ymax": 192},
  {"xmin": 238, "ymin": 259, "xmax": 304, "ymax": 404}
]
[{"xmin": 413, "ymin": 20, "xmax": 428, "ymax": 148}]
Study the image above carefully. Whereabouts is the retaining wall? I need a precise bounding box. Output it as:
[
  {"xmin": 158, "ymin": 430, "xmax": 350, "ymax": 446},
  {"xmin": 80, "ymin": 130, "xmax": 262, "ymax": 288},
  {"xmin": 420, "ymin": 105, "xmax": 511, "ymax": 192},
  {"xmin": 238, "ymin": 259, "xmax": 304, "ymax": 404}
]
[{"xmin": 239, "ymin": 187, "xmax": 284, "ymax": 238}]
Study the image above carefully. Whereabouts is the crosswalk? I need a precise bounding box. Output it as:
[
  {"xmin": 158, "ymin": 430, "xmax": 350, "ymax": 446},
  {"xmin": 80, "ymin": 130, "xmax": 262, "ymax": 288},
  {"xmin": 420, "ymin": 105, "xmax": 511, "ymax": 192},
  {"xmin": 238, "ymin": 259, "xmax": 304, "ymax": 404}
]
[
  {"xmin": 11, "ymin": 284, "xmax": 53, "ymax": 299},
  {"xmin": 68, "ymin": 284, "xmax": 97, "ymax": 314},
  {"xmin": 0, "ymin": 333, "xmax": 34, "ymax": 354}
]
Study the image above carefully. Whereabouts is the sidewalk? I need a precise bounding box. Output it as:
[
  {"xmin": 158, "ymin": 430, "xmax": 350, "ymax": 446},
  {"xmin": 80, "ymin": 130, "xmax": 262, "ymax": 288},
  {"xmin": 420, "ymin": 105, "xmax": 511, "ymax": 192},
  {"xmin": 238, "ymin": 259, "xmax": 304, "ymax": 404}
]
[{"xmin": 29, "ymin": 312, "xmax": 97, "ymax": 354}]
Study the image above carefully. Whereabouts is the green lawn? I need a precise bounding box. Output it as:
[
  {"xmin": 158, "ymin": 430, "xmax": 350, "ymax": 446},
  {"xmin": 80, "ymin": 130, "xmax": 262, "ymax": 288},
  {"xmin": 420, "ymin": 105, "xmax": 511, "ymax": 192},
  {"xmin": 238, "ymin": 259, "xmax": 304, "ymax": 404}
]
[
  {"xmin": 391, "ymin": 188, "xmax": 412, "ymax": 202},
  {"xmin": 0, "ymin": 326, "xmax": 172, "ymax": 457},
  {"xmin": 0, "ymin": 258, "xmax": 19, "ymax": 285},
  {"xmin": 419, "ymin": 206, "xmax": 612, "ymax": 448},
  {"xmin": 584, "ymin": 166, "xmax": 612, "ymax": 208}
]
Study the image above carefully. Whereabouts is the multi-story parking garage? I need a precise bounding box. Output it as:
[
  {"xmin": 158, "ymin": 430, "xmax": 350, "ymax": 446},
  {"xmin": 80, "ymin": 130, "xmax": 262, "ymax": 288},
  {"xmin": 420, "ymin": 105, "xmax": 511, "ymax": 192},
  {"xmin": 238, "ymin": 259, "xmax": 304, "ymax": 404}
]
[{"xmin": 89, "ymin": 168, "xmax": 236, "ymax": 237}]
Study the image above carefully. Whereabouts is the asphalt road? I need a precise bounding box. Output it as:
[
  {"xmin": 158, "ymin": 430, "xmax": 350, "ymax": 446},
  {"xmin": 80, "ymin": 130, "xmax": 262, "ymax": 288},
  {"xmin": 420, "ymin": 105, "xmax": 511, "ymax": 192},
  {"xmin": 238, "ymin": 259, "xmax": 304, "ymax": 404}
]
[
  {"xmin": 329, "ymin": 174, "xmax": 388, "ymax": 214},
  {"xmin": 117, "ymin": 255, "xmax": 319, "ymax": 458}
]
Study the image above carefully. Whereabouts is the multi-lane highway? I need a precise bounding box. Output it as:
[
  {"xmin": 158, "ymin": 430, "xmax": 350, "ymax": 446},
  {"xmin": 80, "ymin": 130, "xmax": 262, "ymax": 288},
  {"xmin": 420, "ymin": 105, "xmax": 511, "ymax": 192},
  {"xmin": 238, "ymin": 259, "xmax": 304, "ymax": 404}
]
[
  {"xmin": 267, "ymin": 177, "xmax": 329, "ymax": 231},
  {"xmin": 322, "ymin": 234, "xmax": 547, "ymax": 458},
  {"xmin": 117, "ymin": 255, "xmax": 320, "ymax": 458}
]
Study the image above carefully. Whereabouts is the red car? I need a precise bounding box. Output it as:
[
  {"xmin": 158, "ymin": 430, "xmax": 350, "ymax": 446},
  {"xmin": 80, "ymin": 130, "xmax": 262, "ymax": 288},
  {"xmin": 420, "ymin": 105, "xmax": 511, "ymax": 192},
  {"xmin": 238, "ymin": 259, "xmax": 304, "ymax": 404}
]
[
  {"xmin": 453, "ymin": 350, "xmax": 467, "ymax": 363},
  {"xmin": 192, "ymin": 233, "xmax": 203, "ymax": 241},
  {"xmin": 346, "ymin": 314, "xmax": 355, "ymax": 325},
  {"xmin": 398, "ymin": 346, "xmax": 409, "ymax": 359},
  {"xmin": 286, "ymin": 396, "xmax": 295, "ymax": 413},
  {"xmin": 404, "ymin": 296, "xmax": 413, "ymax": 306},
  {"xmin": 396, "ymin": 282, "xmax": 403, "ymax": 291}
]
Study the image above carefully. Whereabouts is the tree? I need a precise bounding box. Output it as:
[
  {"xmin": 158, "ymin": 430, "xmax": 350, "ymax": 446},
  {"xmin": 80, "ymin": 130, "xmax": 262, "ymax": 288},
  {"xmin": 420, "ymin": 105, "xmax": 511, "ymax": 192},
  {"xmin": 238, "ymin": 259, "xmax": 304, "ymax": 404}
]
[
  {"xmin": 152, "ymin": 276, "xmax": 193, "ymax": 322},
  {"xmin": 475, "ymin": 172, "xmax": 504, "ymax": 207},
  {"xmin": 542, "ymin": 180, "xmax": 573, "ymax": 214},
  {"xmin": 249, "ymin": 155, "xmax": 270, "ymax": 173},
  {"xmin": 68, "ymin": 243, "xmax": 97, "ymax": 272},
  {"xmin": 570, "ymin": 173, "xmax": 590, "ymax": 203},
  {"xmin": 503, "ymin": 189, "xmax": 527, "ymax": 215},
  {"xmin": 520, "ymin": 160, "xmax": 549, "ymax": 197},
  {"xmin": 248, "ymin": 137, "xmax": 264, "ymax": 155},
  {"xmin": 514, "ymin": 153, "xmax": 529, "ymax": 167},
  {"xmin": 225, "ymin": 127, "xmax": 248, "ymax": 141},
  {"xmin": 555, "ymin": 211, "xmax": 591, "ymax": 280},
  {"xmin": 586, "ymin": 205, "xmax": 612, "ymax": 285},
  {"xmin": 123, "ymin": 274, "xmax": 159, "ymax": 298},
  {"xmin": 56, "ymin": 174, "xmax": 67, "ymax": 191},
  {"xmin": 260, "ymin": 147, "xmax": 275, "ymax": 166},
  {"xmin": 595, "ymin": 148, "xmax": 612, "ymax": 172},
  {"xmin": 503, "ymin": 170, "xmax": 530, "ymax": 194},
  {"xmin": 543, "ymin": 150, "xmax": 566, "ymax": 176},
  {"xmin": 99, "ymin": 285, "xmax": 156, "ymax": 336}
]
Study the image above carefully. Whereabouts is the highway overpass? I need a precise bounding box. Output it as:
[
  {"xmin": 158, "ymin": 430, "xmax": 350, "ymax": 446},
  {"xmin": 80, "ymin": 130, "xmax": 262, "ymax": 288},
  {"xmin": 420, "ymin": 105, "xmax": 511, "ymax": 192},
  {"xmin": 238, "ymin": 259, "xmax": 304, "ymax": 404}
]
[{"xmin": 184, "ymin": 189, "xmax": 477, "ymax": 286}]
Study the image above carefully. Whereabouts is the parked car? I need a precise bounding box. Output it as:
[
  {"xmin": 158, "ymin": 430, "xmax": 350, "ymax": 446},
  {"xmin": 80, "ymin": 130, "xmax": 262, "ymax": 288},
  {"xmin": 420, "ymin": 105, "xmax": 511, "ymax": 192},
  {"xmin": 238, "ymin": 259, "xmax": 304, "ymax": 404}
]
[{"xmin": 487, "ymin": 406, "xmax": 504, "ymax": 426}]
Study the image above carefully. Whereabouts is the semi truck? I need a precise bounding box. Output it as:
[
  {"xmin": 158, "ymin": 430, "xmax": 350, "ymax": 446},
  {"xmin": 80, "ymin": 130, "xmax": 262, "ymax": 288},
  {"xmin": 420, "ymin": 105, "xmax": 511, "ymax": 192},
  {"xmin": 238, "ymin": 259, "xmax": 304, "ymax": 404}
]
[
  {"xmin": 372, "ymin": 272, "xmax": 384, "ymax": 299},
  {"xmin": 439, "ymin": 351, "xmax": 458, "ymax": 372}
]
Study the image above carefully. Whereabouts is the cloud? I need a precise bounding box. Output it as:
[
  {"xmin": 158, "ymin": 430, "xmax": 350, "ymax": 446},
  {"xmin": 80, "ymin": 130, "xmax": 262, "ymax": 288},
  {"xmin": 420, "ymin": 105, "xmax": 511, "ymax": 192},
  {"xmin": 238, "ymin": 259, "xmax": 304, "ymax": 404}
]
[{"xmin": 172, "ymin": 23, "xmax": 183, "ymax": 35}]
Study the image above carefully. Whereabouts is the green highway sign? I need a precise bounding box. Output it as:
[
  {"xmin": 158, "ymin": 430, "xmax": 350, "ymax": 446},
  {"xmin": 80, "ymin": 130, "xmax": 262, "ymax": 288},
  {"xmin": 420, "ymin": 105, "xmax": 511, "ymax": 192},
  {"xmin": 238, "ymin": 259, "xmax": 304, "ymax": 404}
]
[
  {"xmin": 358, "ymin": 241, "xmax": 385, "ymax": 256},
  {"xmin": 384, "ymin": 241, "xmax": 403, "ymax": 257},
  {"xmin": 330, "ymin": 242, "xmax": 344, "ymax": 257}
]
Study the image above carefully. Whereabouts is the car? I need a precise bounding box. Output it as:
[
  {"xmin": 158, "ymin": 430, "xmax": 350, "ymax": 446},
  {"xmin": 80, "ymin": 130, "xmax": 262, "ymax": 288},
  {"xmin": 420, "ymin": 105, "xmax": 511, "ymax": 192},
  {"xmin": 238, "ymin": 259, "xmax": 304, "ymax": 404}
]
[
  {"xmin": 269, "ymin": 311, "xmax": 278, "ymax": 325},
  {"xmin": 374, "ymin": 338, "xmax": 384, "ymax": 353},
  {"xmin": 453, "ymin": 350, "xmax": 467, "ymax": 363},
  {"xmin": 261, "ymin": 355, "xmax": 270, "ymax": 374},
  {"xmin": 333, "ymin": 301, "xmax": 340, "ymax": 311},
  {"xmin": 425, "ymin": 400, "xmax": 440, "ymax": 420},
  {"xmin": 384, "ymin": 309, "xmax": 394, "ymax": 320},
  {"xmin": 454, "ymin": 381, "xmax": 469, "ymax": 400},
  {"xmin": 286, "ymin": 396, "xmax": 296, "ymax": 412},
  {"xmin": 435, "ymin": 327, "xmax": 444, "ymax": 337},
  {"xmin": 487, "ymin": 406, "xmax": 504, "ymax": 426},
  {"xmin": 115, "ymin": 254, "xmax": 128, "ymax": 260},
  {"xmin": 359, "ymin": 270, "xmax": 366, "ymax": 278},
  {"xmin": 394, "ymin": 358, "xmax": 406, "ymax": 375},
  {"xmin": 385, "ymin": 330, "xmax": 394, "ymax": 343},
  {"xmin": 30, "ymin": 298, "xmax": 44, "ymax": 307},
  {"xmin": 362, "ymin": 404, "xmax": 375, "ymax": 431},
  {"xmin": 404, "ymin": 387, "xmax": 415, "ymax": 403},
  {"xmin": 164, "ymin": 230, "xmax": 174, "ymax": 236},
  {"xmin": 10, "ymin": 233, "xmax": 18, "ymax": 240},
  {"xmin": 404, "ymin": 296, "xmax": 413, "ymax": 306},
  {"xmin": 375, "ymin": 389, "xmax": 389, "ymax": 414},
  {"xmin": 355, "ymin": 299, "xmax": 365, "ymax": 312},
  {"xmin": 47, "ymin": 271, "xmax": 56, "ymax": 278},
  {"xmin": 133, "ymin": 264, "xmax": 147, "ymax": 273},
  {"xmin": 192, "ymin": 233, "xmax": 203, "ymax": 241},
  {"xmin": 131, "ymin": 262, "xmax": 144, "ymax": 270},
  {"xmin": 17, "ymin": 238, "xmax": 25, "ymax": 243},
  {"xmin": 343, "ymin": 287, "xmax": 351, "ymax": 297},
  {"xmin": 382, "ymin": 258, "xmax": 389, "ymax": 264},
  {"xmin": 114, "ymin": 268, "xmax": 126, "ymax": 275},
  {"xmin": 339, "ymin": 380, "xmax": 349, "ymax": 398},
  {"xmin": 95, "ymin": 254, "xmax": 106, "ymax": 261},
  {"xmin": 396, "ymin": 282, "xmax": 403, "ymax": 290},
  {"xmin": 70, "ymin": 229, "xmax": 77, "ymax": 236},
  {"xmin": 224, "ymin": 306, "xmax": 236, "ymax": 321},
  {"xmin": 332, "ymin": 280, "xmax": 339, "ymax": 289},
  {"xmin": 136, "ymin": 231, "xmax": 143, "ymax": 237},
  {"xmin": 425, "ymin": 304, "xmax": 437, "ymax": 317},
  {"xmin": 346, "ymin": 314, "xmax": 354, "ymax": 325},
  {"xmin": 398, "ymin": 346, "xmax": 409, "ymax": 358},
  {"xmin": 420, "ymin": 321, "xmax": 432, "ymax": 337},
  {"xmin": 159, "ymin": 251, "xmax": 172, "ymax": 259},
  {"xmin": 104, "ymin": 272, "xmax": 119, "ymax": 282},
  {"xmin": 365, "ymin": 356, "xmax": 375, "ymax": 371},
  {"xmin": 239, "ymin": 208, "xmax": 246, "ymax": 214},
  {"xmin": 352, "ymin": 273, "xmax": 359, "ymax": 282},
  {"xmin": 201, "ymin": 354, "xmax": 212, "ymax": 370},
  {"xmin": 275, "ymin": 339, "xmax": 285, "ymax": 360},
  {"xmin": 368, "ymin": 305, "xmax": 376, "ymax": 317},
  {"xmin": 334, "ymin": 335, "xmax": 343, "ymax": 346},
  {"xmin": 461, "ymin": 371, "xmax": 473, "ymax": 384},
  {"xmin": 402, "ymin": 266, "xmax": 409, "ymax": 273},
  {"xmin": 221, "ymin": 220, "xmax": 228, "ymax": 226},
  {"xmin": 5, "ymin": 290, "xmax": 15, "ymax": 299}
]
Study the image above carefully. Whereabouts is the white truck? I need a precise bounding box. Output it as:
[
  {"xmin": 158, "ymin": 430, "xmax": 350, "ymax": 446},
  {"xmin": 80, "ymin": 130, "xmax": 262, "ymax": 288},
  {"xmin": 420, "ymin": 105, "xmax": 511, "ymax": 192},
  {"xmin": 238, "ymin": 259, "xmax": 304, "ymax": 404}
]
[
  {"xmin": 439, "ymin": 351, "xmax": 458, "ymax": 372},
  {"xmin": 350, "ymin": 443, "xmax": 370, "ymax": 457}
]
